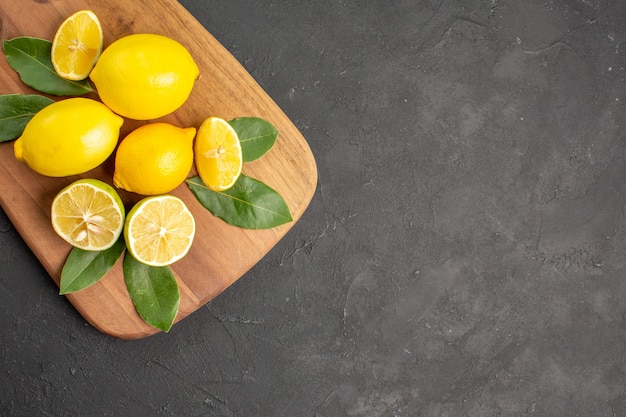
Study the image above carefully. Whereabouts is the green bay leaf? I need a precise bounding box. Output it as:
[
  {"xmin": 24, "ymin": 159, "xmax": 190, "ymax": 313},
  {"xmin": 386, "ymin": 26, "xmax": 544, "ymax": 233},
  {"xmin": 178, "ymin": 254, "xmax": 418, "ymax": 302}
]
[
  {"xmin": 3, "ymin": 37, "xmax": 93, "ymax": 96},
  {"xmin": 0, "ymin": 94, "xmax": 54, "ymax": 142},
  {"xmin": 187, "ymin": 174, "xmax": 292, "ymax": 229},
  {"xmin": 59, "ymin": 237, "xmax": 126, "ymax": 295},
  {"xmin": 229, "ymin": 117, "xmax": 278, "ymax": 162},
  {"xmin": 123, "ymin": 253, "xmax": 180, "ymax": 333}
]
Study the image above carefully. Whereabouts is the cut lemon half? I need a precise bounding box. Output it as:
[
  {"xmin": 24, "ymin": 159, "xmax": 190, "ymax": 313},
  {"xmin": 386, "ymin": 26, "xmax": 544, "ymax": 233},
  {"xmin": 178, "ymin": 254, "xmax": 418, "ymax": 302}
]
[
  {"xmin": 51, "ymin": 10, "xmax": 103, "ymax": 80},
  {"xmin": 194, "ymin": 117, "xmax": 243, "ymax": 191},
  {"xmin": 124, "ymin": 195, "xmax": 195, "ymax": 267},
  {"xmin": 51, "ymin": 179, "xmax": 125, "ymax": 251}
]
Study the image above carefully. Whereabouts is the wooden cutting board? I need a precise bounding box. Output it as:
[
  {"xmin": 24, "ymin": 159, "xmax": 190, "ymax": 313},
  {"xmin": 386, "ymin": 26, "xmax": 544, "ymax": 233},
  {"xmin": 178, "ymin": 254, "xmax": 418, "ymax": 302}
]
[{"xmin": 0, "ymin": 0, "xmax": 317, "ymax": 339}]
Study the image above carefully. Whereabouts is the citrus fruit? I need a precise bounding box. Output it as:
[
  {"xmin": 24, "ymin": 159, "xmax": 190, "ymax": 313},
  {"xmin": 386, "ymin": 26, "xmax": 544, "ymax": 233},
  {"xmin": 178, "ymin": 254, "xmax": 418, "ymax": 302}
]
[
  {"xmin": 194, "ymin": 117, "xmax": 243, "ymax": 191},
  {"xmin": 51, "ymin": 10, "xmax": 103, "ymax": 81},
  {"xmin": 113, "ymin": 123, "xmax": 196, "ymax": 195},
  {"xmin": 51, "ymin": 179, "xmax": 125, "ymax": 251},
  {"xmin": 90, "ymin": 33, "xmax": 199, "ymax": 120},
  {"xmin": 14, "ymin": 98, "xmax": 123, "ymax": 177},
  {"xmin": 124, "ymin": 195, "xmax": 195, "ymax": 267}
]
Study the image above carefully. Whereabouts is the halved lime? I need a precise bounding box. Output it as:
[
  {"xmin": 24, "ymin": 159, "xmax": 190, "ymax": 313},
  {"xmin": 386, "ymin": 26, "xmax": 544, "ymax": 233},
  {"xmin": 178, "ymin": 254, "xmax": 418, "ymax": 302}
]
[
  {"xmin": 124, "ymin": 195, "xmax": 195, "ymax": 267},
  {"xmin": 51, "ymin": 179, "xmax": 125, "ymax": 251}
]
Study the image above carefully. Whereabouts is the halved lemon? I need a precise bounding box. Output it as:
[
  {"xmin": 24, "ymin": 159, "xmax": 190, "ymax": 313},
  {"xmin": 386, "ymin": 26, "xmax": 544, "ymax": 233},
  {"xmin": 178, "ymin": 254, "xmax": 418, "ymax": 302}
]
[
  {"xmin": 124, "ymin": 195, "xmax": 195, "ymax": 267},
  {"xmin": 51, "ymin": 10, "xmax": 103, "ymax": 80},
  {"xmin": 194, "ymin": 117, "xmax": 243, "ymax": 191},
  {"xmin": 51, "ymin": 179, "xmax": 125, "ymax": 251}
]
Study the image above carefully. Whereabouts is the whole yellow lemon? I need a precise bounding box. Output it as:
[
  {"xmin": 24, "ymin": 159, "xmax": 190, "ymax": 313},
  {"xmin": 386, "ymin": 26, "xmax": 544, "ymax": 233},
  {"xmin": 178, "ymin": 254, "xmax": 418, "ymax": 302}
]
[
  {"xmin": 14, "ymin": 98, "xmax": 123, "ymax": 177},
  {"xmin": 113, "ymin": 122, "xmax": 196, "ymax": 195},
  {"xmin": 90, "ymin": 33, "xmax": 199, "ymax": 120}
]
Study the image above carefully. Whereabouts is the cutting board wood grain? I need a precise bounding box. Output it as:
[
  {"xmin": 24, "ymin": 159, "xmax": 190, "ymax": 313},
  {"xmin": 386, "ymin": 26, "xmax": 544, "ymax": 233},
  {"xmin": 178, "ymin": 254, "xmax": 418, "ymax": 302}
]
[{"xmin": 0, "ymin": 0, "xmax": 317, "ymax": 339}]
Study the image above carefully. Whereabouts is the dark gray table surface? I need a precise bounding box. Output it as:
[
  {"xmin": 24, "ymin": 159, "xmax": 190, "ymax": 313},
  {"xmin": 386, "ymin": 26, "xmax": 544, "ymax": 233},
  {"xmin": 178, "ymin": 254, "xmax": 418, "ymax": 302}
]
[{"xmin": 2, "ymin": 1, "xmax": 625, "ymax": 416}]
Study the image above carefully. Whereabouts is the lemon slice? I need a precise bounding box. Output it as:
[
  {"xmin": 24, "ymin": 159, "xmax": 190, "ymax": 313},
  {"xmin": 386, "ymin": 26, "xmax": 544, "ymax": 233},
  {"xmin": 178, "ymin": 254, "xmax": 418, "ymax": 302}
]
[
  {"xmin": 194, "ymin": 117, "xmax": 243, "ymax": 191},
  {"xmin": 51, "ymin": 10, "xmax": 103, "ymax": 80},
  {"xmin": 124, "ymin": 195, "xmax": 195, "ymax": 267},
  {"xmin": 51, "ymin": 179, "xmax": 125, "ymax": 251}
]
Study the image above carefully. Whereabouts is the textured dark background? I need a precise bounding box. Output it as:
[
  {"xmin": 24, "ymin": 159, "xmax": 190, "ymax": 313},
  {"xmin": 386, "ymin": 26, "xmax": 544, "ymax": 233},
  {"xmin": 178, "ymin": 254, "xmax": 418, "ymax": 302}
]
[{"xmin": 2, "ymin": 0, "xmax": 626, "ymax": 416}]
